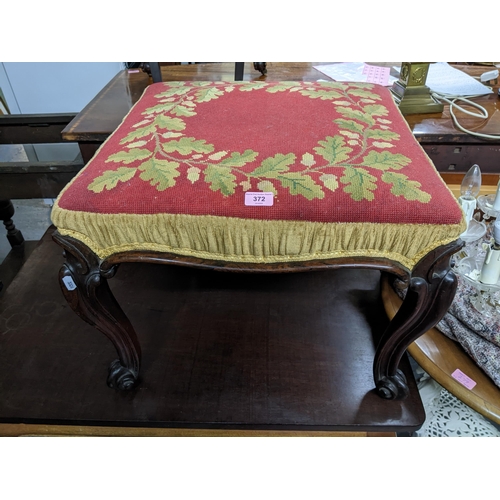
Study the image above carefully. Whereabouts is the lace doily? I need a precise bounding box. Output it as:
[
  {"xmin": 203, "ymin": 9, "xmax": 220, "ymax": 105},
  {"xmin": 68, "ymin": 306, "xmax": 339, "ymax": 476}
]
[{"xmin": 413, "ymin": 368, "xmax": 500, "ymax": 437}]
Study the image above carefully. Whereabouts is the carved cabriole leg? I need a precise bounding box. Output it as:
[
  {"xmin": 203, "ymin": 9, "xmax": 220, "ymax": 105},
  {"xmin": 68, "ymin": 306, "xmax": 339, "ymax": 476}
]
[
  {"xmin": 373, "ymin": 240, "xmax": 464, "ymax": 400},
  {"xmin": 52, "ymin": 232, "xmax": 141, "ymax": 390}
]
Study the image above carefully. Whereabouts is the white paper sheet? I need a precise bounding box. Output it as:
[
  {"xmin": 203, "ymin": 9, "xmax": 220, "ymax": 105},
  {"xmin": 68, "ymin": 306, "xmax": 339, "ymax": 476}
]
[
  {"xmin": 313, "ymin": 62, "xmax": 398, "ymax": 86},
  {"xmin": 314, "ymin": 62, "xmax": 493, "ymax": 96},
  {"xmin": 423, "ymin": 62, "xmax": 493, "ymax": 96}
]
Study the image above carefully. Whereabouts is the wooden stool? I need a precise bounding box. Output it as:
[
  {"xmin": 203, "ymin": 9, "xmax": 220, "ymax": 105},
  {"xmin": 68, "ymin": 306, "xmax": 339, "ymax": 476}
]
[{"xmin": 51, "ymin": 81, "xmax": 465, "ymax": 399}]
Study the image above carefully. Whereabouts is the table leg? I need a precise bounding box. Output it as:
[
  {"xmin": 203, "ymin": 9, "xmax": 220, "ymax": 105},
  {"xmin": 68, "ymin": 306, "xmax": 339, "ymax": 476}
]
[
  {"xmin": 52, "ymin": 232, "xmax": 141, "ymax": 390},
  {"xmin": 373, "ymin": 240, "xmax": 463, "ymax": 399},
  {"xmin": 235, "ymin": 62, "xmax": 244, "ymax": 81},
  {"xmin": 0, "ymin": 199, "xmax": 24, "ymax": 247}
]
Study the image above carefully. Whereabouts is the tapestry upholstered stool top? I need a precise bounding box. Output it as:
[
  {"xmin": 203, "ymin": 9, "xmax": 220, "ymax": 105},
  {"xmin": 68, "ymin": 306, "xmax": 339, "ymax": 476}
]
[{"xmin": 51, "ymin": 81, "xmax": 466, "ymax": 399}]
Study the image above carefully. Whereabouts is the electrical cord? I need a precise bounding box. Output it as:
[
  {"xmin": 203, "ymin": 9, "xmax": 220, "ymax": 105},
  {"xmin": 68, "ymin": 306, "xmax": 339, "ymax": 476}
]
[{"xmin": 431, "ymin": 90, "xmax": 500, "ymax": 140}]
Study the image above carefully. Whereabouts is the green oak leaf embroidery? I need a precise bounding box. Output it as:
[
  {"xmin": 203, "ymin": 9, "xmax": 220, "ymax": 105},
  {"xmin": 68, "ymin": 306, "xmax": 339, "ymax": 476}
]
[
  {"xmin": 189, "ymin": 82, "xmax": 216, "ymax": 87},
  {"xmin": 154, "ymin": 86, "xmax": 192, "ymax": 98},
  {"xmin": 126, "ymin": 140, "xmax": 148, "ymax": 149},
  {"xmin": 143, "ymin": 103, "xmax": 174, "ymax": 115},
  {"xmin": 119, "ymin": 124, "xmax": 156, "ymax": 145},
  {"xmin": 347, "ymin": 89, "xmax": 381, "ymax": 100},
  {"xmin": 219, "ymin": 149, "xmax": 258, "ymax": 167},
  {"xmin": 361, "ymin": 151, "xmax": 411, "ymax": 171},
  {"xmin": 105, "ymin": 148, "xmax": 153, "ymax": 164},
  {"xmin": 169, "ymin": 104, "xmax": 197, "ymax": 117},
  {"xmin": 194, "ymin": 87, "xmax": 225, "ymax": 103},
  {"xmin": 87, "ymin": 81, "xmax": 431, "ymax": 204},
  {"xmin": 363, "ymin": 104, "xmax": 389, "ymax": 117},
  {"xmin": 314, "ymin": 136, "xmax": 352, "ymax": 164},
  {"xmin": 238, "ymin": 82, "xmax": 268, "ymax": 91},
  {"xmin": 340, "ymin": 166, "xmax": 378, "ymax": 201},
  {"xmin": 299, "ymin": 89, "xmax": 343, "ymax": 100},
  {"xmin": 119, "ymin": 116, "xmax": 185, "ymax": 146},
  {"xmin": 336, "ymin": 107, "xmax": 375, "ymax": 126},
  {"xmin": 266, "ymin": 82, "xmax": 303, "ymax": 93},
  {"xmin": 204, "ymin": 164, "xmax": 237, "ymax": 195},
  {"xmin": 381, "ymin": 172, "xmax": 431, "ymax": 202},
  {"xmin": 320, "ymin": 82, "xmax": 349, "ymax": 89},
  {"xmin": 249, "ymin": 153, "xmax": 295, "ymax": 178},
  {"xmin": 372, "ymin": 141, "xmax": 394, "ymax": 149},
  {"xmin": 161, "ymin": 132, "xmax": 184, "ymax": 139},
  {"xmin": 276, "ymin": 172, "xmax": 324, "ymax": 200},
  {"xmin": 155, "ymin": 115, "xmax": 186, "ymax": 131},
  {"xmin": 88, "ymin": 167, "xmax": 136, "ymax": 193},
  {"xmin": 365, "ymin": 129, "xmax": 400, "ymax": 141},
  {"xmin": 162, "ymin": 137, "xmax": 214, "ymax": 155},
  {"xmin": 138, "ymin": 159, "xmax": 180, "ymax": 191},
  {"xmin": 333, "ymin": 119, "xmax": 365, "ymax": 134}
]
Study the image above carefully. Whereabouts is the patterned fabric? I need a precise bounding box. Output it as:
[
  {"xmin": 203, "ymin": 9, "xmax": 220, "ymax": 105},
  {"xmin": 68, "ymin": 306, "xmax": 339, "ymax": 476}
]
[{"xmin": 52, "ymin": 81, "xmax": 465, "ymax": 265}]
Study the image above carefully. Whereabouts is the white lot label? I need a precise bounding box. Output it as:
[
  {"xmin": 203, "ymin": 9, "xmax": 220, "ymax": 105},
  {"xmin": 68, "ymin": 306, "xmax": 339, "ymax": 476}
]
[
  {"xmin": 62, "ymin": 276, "xmax": 77, "ymax": 291},
  {"xmin": 245, "ymin": 192, "xmax": 274, "ymax": 206}
]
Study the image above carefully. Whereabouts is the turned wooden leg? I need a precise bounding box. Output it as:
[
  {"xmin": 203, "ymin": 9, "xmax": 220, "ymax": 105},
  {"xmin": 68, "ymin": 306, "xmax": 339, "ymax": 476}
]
[
  {"xmin": 0, "ymin": 199, "xmax": 24, "ymax": 247},
  {"xmin": 52, "ymin": 232, "xmax": 141, "ymax": 390},
  {"xmin": 373, "ymin": 240, "xmax": 463, "ymax": 400}
]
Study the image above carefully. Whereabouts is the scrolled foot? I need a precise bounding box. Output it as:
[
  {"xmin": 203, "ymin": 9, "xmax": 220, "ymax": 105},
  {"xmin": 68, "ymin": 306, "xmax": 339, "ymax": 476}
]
[
  {"xmin": 107, "ymin": 359, "xmax": 138, "ymax": 390},
  {"xmin": 376, "ymin": 369, "xmax": 409, "ymax": 400}
]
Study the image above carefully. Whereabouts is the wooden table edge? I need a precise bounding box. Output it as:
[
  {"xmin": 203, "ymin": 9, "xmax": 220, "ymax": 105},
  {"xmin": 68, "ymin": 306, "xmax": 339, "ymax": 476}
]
[{"xmin": 0, "ymin": 423, "xmax": 395, "ymax": 437}]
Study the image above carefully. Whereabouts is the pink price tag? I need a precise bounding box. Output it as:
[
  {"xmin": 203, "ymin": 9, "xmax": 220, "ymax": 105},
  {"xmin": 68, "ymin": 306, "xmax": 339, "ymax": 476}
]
[
  {"xmin": 245, "ymin": 192, "xmax": 274, "ymax": 206},
  {"xmin": 451, "ymin": 369, "xmax": 477, "ymax": 390},
  {"xmin": 362, "ymin": 64, "xmax": 390, "ymax": 86}
]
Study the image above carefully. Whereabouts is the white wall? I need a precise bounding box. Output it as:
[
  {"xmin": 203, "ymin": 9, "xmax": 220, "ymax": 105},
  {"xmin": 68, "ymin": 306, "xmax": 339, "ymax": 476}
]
[
  {"xmin": 0, "ymin": 62, "xmax": 124, "ymax": 161},
  {"xmin": 0, "ymin": 62, "xmax": 124, "ymax": 114}
]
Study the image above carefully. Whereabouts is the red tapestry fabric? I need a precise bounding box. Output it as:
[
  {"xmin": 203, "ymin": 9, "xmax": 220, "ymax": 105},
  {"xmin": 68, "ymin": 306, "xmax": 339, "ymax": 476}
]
[{"xmin": 57, "ymin": 81, "xmax": 463, "ymax": 226}]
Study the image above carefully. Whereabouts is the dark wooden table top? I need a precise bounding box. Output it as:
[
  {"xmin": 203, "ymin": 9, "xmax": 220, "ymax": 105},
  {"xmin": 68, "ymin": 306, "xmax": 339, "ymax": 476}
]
[
  {"xmin": 0, "ymin": 227, "xmax": 425, "ymax": 432},
  {"xmin": 62, "ymin": 62, "xmax": 500, "ymax": 145}
]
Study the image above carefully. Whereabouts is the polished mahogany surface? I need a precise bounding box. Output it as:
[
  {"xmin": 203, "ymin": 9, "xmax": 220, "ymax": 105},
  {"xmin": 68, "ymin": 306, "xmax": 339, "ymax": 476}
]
[
  {"xmin": 62, "ymin": 69, "xmax": 151, "ymax": 142},
  {"xmin": 62, "ymin": 63, "xmax": 500, "ymax": 145}
]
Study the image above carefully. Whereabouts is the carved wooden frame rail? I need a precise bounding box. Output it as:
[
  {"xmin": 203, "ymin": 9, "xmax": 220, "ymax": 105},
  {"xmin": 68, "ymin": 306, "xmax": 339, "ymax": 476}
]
[{"xmin": 52, "ymin": 230, "xmax": 463, "ymax": 400}]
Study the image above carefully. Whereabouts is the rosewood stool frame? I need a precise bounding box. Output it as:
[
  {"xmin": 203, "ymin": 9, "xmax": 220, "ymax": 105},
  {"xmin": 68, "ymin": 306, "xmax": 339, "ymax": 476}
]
[{"xmin": 52, "ymin": 231, "xmax": 463, "ymax": 400}]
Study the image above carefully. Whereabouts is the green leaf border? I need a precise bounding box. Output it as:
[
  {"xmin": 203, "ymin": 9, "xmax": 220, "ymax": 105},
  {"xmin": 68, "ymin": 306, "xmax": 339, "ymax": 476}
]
[{"xmin": 87, "ymin": 81, "xmax": 431, "ymax": 203}]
